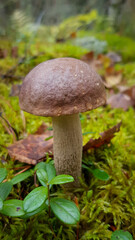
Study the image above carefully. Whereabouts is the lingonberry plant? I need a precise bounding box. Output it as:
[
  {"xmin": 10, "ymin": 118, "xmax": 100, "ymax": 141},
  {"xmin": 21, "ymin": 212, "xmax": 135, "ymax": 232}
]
[{"xmin": 0, "ymin": 162, "xmax": 80, "ymax": 225}]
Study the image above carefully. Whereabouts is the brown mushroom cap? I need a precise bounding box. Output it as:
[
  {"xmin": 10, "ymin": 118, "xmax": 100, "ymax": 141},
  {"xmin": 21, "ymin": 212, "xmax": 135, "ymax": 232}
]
[{"xmin": 19, "ymin": 57, "xmax": 106, "ymax": 117}]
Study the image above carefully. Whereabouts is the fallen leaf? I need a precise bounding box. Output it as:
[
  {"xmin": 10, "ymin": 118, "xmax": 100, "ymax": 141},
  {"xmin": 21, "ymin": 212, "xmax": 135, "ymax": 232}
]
[
  {"xmin": 10, "ymin": 84, "xmax": 22, "ymax": 96},
  {"xmin": 83, "ymin": 122, "xmax": 121, "ymax": 151},
  {"xmin": 123, "ymin": 85, "xmax": 135, "ymax": 106},
  {"xmin": 97, "ymin": 54, "xmax": 111, "ymax": 68},
  {"xmin": 81, "ymin": 52, "xmax": 104, "ymax": 71},
  {"xmin": 104, "ymin": 73, "xmax": 122, "ymax": 88},
  {"xmin": 7, "ymin": 123, "xmax": 122, "ymax": 165},
  {"xmin": 70, "ymin": 32, "xmax": 77, "ymax": 39},
  {"xmin": 107, "ymin": 93, "xmax": 133, "ymax": 110},
  {"xmin": 35, "ymin": 123, "xmax": 48, "ymax": 135},
  {"xmin": 105, "ymin": 65, "xmax": 115, "ymax": 75},
  {"xmin": 81, "ymin": 51, "xmax": 94, "ymax": 64},
  {"xmin": 106, "ymin": 51, "xmax": 122, "ymax": 64},
  {"xmin": 7, "ymin": 131, "xmax": 53, "ymax": 165}
]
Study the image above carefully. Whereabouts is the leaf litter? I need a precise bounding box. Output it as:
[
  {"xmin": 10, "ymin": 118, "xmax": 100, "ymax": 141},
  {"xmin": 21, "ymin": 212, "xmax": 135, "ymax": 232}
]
[{"xmin": 7, "ymin": 122, "xmax": 121, "ymax": 165}]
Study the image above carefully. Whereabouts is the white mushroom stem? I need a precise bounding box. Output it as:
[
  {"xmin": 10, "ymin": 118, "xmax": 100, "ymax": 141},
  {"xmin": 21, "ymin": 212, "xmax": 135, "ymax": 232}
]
[{"xmin": 52, "ymin": 113, "xmax": 82, "ymax": 187}]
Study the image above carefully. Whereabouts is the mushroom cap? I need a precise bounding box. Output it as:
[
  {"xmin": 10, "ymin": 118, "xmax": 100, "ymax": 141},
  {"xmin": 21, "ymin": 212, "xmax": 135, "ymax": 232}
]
[{"xmin": 19, "ymin": 57, "xmax": 106, "ymax": 117}]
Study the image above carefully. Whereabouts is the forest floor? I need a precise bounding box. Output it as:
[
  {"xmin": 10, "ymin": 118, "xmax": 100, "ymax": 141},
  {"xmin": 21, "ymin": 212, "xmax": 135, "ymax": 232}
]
[{"xmin": 0, "ymin": 11, "xmax": 135, "ymax": 240}]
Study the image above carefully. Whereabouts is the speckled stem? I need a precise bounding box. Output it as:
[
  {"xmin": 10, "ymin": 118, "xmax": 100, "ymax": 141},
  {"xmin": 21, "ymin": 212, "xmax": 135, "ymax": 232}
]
[{"xmin": 52, "ymin": 114, "xmax": 82, "ymax": 188}]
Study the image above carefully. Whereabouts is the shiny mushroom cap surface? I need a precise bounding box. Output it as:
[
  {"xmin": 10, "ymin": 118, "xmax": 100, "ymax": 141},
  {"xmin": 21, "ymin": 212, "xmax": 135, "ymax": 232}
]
[{"xmin": 19, "ymin": 57, "xmax": 106, "ymax": 117}]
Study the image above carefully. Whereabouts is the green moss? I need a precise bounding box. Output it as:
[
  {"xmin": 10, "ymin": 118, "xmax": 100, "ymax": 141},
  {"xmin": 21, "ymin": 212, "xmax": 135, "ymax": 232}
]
[
  {"xmin": 0, "ymin": 25, "xmax": 135, "ymax": 239},
  {"xmin": 76, "ymin": 30, "xmax": 135, "ymax": 62}
]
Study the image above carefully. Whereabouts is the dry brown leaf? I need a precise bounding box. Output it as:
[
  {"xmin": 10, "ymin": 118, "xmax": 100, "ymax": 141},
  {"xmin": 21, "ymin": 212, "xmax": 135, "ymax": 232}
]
[
  {"xmin": 106, "ymin": 52, "xmax": 122, "ymax": 64},
  {"xmin": 105, "ymin": 65, "xmax": 115, "ymax": 75},
  {"xmin": 35, "ymin": 122, "xmax": 48, "ymax": 135},
  {"xmin": 7, "ymin": 131, "xmax": 53, "ymax": 165},
  {"xmin": 83, "ymin": 122, "xmax": 121, "ymax": 152},
  {"xmin": 7, "ymin": 122, "xmax": 122, "ymax": 165},
  {"xmin": 123, "ymin": 85, "xmax": 135, "ymax": 106},
  {"xmin": 104, "ymin": 73, "xmax": 123, "ymax": 88},
  {"xmin": 10, "ymin": 84, "xmax": 22, "ymax": 96},
  {"xmin": 70, "ymin": 32, "xmax": 77, "ymax": 39},
  {"xmin": 81, "ymin": 51, "xmax": 94, "ymax": 64},
  {"xmin": 107, "ymin": 93, "xmax": 133, "ymax": 110}
]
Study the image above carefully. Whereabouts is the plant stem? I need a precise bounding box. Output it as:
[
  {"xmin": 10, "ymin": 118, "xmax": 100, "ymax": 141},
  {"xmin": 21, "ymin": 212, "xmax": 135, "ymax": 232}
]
[{"xmin": 47, "ymin": 183, "xmax": 51, "ymax": 217}]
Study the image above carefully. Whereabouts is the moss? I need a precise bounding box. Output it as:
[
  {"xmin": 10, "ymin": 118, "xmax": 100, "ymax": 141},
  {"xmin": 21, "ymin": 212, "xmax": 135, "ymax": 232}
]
[{"xmin": 0, "ymin": 25, "xmax": 135, "ymax": 239}]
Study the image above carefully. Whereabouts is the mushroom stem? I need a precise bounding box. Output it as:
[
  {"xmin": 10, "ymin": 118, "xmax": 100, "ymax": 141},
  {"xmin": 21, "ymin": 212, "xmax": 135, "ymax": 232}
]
[{"xmin": 52, "ymin": 113, "xmax": 82, "ymax": 187}]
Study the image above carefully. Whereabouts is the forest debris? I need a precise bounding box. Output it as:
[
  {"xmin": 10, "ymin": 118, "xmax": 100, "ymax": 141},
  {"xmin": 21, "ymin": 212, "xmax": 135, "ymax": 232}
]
[
  {"xmin": 35, "ymin": 122, "xmax": 48, "ymax": 134},
  {"xmin": 81, "ymin": 51, "xmax": 94, "ymax": 64},
  {"xmin": 0, "ymin": 48, "xmax": 8, "ymax": 58},
  {"xmin": 81, "ymin": 51, "xmax": 123, "ymax": 88},
  {"xmin": 70, "ymin": 32, "xmax": 77, "ymax": 39},
  {"xmin": 106, "ymin": 52, "xmax": 122, "ymax": 64},
  {"xmin": 1, "ymin": 57, "xmax": 25, "ymax": 80},
  {"xmin": 81, "ymin": 52, "xmax": 111, "ymax": 70},
  {"xmin": 105, "ymin": 65, "xmax": 115, "ymax": 75},
  {"xmin": 123, "ymin": 85, "xmax": 135, "ymax": 106},
  {"xmin": 10, "ymin": 84, "xmax": 22, "ymax": 96},
  {"xmin": 107, "ymin": 93, "xmax": 133, "ymax": 110},
  {"xmin": 1, "ymin": 53, "xmax": 44, "ymax": 80},
  {"xmin": 83, "ymin": 122, "xmax": 121, "ymax": 152},
  {"xmin": 7, "ymin": 131, "xmax": 53, "ymax": 165},
  {"xmin": 104, "ymin": 72, "xmax": 122, "ymax": 88},
  {"xmin": 107, "ymin": 85, "xmax": 135, "ymax": 110},
  {"xmin": 0, "ymin": 112, "xmax": 17, "ymax": 142},
  {"xmin": 11, "ymin": 46, "xmax": 18, "ymax": 58},
  {"xmin": 7, "ymin": 122, "xmax": 122, "ymax": 165}
]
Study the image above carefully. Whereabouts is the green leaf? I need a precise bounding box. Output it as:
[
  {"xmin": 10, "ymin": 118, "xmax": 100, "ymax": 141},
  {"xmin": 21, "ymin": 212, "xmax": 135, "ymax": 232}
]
[
  {"xmin": 35, "ymin": 162, "xmax": 56, "ymax": 187},
  {"xmin": 0, "ymin": 197, "xmax": 3, "ymax": 210},
  {"xmin": 0, "ymin": 199, "xmax": 25, "ymax": 217},
  {"xmin": 45, "ymin": 163, "xmax": 56, "ymax": 183},
  {"xmin": 21, "ymin": 203, "xmax": 47, "ymax": 219},
  {"xmin": 11, "ymin": 170, "xmax": 33, "ymax": 185},
  {"xmin": 49, "ymin": 175, "xmax": 74, "ymax": 185},
  {"xmin": 82, "ymin": 131, "xmax": 95, "ymax": 136},
  {"xmin": 47, "ymin": 126, "xmax": 53, "ymax": 131},
  {"xmin": 91, "ymin": 169, "xmax": 110, "ymax": 181},
  {"xmin": 45, "ymin": 136, "xmax": 53, "ymax": 141},
  {"xmin": 82, "ymin": 164, "xmax": 109, "ymax": 181},
  {"xmin": 0, "ymin": 182, "xmax": 13, "ymax": 200},
  {"xmin": 111, "ymin": 230, "xmax": 133, "ymax": 240},
  {"xmin": 0, "ymin": 168, "xmax": 7, "ymax": 183},
  {"xmin": 36, "ymin": 168, "xmax": 48, "ymax": 187},
  {"xmin": 23, "ymin": 186, "xmax": 48, "ymax": 213},
  {"xmin": 35, "ymin": 162, "xmax": 56, "ymax": 183},
  {"xmin": 35, "ymin": 162, "xmax": 47, "ymax": 171},
  {"xmin": 50, "ymin": 198, "xmax": 80, "ymax": 225}
]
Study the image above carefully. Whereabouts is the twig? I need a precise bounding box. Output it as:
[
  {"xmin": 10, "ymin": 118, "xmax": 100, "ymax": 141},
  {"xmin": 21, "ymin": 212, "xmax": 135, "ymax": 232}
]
[
  {"xmin": 0, "ymin": 118, "xmax": 17, "ymax": 143},
  {"xmin": 3, "ymin": 165, "xmax": 31, "ymax": 183},
  {"xmin": 34, "ymin": 171, "xmax": 38, "ymax": 187},
  {"xmin": 0, "ymin": 53, "xmax": 45, "ymax": 80},
  {"xmin": 1, "ymin": 75, "xmax": 24, "ymax": 80},
  {"xmin": 0, "ymin": 112, "xmax": 18, "ymax": 141},
  {"xmin": 13, "ymin": 165, "xmax": 31, "ymax": 176},
  {"xmin": 1, "ymin": 57, "xmax": 26, "ymax": 80}
]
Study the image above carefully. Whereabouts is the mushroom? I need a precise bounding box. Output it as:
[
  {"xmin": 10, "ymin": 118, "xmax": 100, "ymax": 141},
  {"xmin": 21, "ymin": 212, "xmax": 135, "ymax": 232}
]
[{"xmin": 19, "ymin": 58, "xmax": 106, "ymax": 187}]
